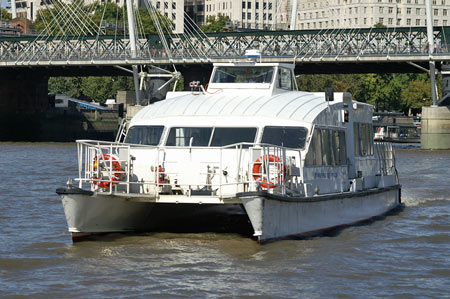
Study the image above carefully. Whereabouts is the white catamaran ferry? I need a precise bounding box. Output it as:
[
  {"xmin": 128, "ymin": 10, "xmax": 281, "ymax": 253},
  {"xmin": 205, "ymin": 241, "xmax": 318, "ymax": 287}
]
[{"xmin": 57, "ymin": 62, "xmax": 401, "ymax": 243}]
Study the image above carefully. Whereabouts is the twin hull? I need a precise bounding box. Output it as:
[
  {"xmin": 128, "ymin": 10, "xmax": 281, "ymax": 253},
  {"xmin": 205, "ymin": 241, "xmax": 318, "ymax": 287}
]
[{"xmin": 60, "ymin": 186, "xmax": 400, "ymax": 242}]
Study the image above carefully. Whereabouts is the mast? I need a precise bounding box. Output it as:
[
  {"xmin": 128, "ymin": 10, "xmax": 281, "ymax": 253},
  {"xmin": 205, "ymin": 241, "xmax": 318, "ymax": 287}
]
[
  {"xmin": 11, "ymin": 0, "xmax": 17, "ymax": 19},
  {"xmin": 425, "ymin": 0, "xmax": 437, "ymax": 106},
  {"xmin": 126, "ymin": 0, "xmax": 141, "ymax": 105},
  {"xmin": 289, "ymin": 0, "xmax": 298, "ymax": 30}
]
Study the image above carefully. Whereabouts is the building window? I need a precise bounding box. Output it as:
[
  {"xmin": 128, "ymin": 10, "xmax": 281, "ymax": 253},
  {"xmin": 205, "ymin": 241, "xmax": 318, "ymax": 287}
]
[
  {"xmin": 433, "ymin": 9, "xmax": 438, "ymax": 16},
  {"xmin": 263, "ymin": 2, "xmax": 267, "ymax": 9},
  {"xmin": 156, "ymin": 1, "xmax": 160, "ymax": 8},
  {"xmin": 406, "ymin": 18, "xmax": 411, "ymax": 25},
  {"xmin": 388, "ymin": 7, "xmax": 393, "ymax": 13},
  {"xmin": 248, "ymin": 12, "xmax": 251, "ymax": 19},
  {"xmin": 242, "ymin": 1, "xmax": 245, "ymax": 8},
  {"xmin": 164, "ymin": 2, "xmax": 168, "ymax": 9},
  {"xmin": 248, "ymin": 1, "xmax": 251, "ymax": 8},
  {"xmin": 434, "ymin": 19, "xmax": 438, "ymax": 25},
  {"xmin": 172, "ymin": 2, "xmax": 176, "ymax": 9},
  {"xmin": 388, "ymin": 18, "xmax": 393, "ymax": 24},
  {"xmin": 407, "ymin": 8, "xmax": 411, "ymax": 14},
  {"xmin": 268, "ymin": 13, "xmax": 272, "ymax": 20},
  {"xmin": 256, "ymin": 12, "xmax": 259, "ymax": 20},
  {"xmin": 172, "ymin": 12, "xmax": 176, "ymax": 20},
  {"xmin": 444, "ymin": 20, "xmax": 448, "ymax": 26},
  {"xmin": 268, "ymin": 2, "xmax": 272, "ymax": 9},
  {"xmin": 256, "ymin": 1, "xmax": 259, "ymax": 9},
  {"xmin": 416, "ymin": 8, "xmax": 420, "ymax": 15},
  {"xmin": 416, "ymin": 19, "xmax": 420, "ymax": 25},
  {"xmin": 444, "ymin": 9, "xmax": 448, "ymax": 16},
  {"xmin": 242, "ymin": 12, "xmax": 245, "ymax": 19},
  {"xmin": 263, "ymin": 13, "xmax": 267, "ymax": 20},
  {"xmin": 379, "ymin": 7, "xmax": 383, "ymax": 13}
]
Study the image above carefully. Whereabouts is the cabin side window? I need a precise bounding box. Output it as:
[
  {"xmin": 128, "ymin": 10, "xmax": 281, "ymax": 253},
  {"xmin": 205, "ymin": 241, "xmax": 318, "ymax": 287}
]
[
  {"xmin": 305, "ymin": 128, "xmax": 347, "ymax": 167},
  {"xmin": 261, "ymin": 126, "xmax": 308, "ymax": 149},
  {"xmin": 125, "ymin": 125, "xmax": 164, "ymax": 145},
  {"xmin": 277, "ymin": 67, "xmax": 293, "ymax": 90},
  {"xmin": 354, "ymin": 123, "xmax": 374, "ymax": 156},
  {"xmin": 165, "ymin": 127, "xmax": 257, "ymax": 147}
]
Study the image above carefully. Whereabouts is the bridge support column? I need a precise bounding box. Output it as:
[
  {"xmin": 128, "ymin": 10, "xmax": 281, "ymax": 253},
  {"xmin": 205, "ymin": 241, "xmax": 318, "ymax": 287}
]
[{"xmin": 421, "ymin": 64, "xmax": 450, "ymax": 149}]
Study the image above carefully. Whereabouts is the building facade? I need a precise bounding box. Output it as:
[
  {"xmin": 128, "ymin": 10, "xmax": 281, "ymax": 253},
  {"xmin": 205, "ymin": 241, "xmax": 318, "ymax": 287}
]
[
  {"xmin": 203, "ymin": 0, "xmax": 287, "ymax": 30},
  {"xmin": 295, "ymin": 0, "xmax": 449, "ymax": 30},
  {"xmin": 7, "ymin": 0, "xmax": 185, "ymax": 34}
]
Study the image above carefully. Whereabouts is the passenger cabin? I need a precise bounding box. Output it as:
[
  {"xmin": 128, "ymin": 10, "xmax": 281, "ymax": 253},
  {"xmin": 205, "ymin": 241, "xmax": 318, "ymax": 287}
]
[{"xmin": 77, "ymin": 62, "xmax": 394, "ymax": 200}]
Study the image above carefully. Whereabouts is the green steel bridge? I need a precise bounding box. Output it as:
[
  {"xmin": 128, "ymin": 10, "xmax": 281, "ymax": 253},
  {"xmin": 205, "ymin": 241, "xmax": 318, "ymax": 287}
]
[{"xmin": 1, "ymin": 26, "xmax": 450, "ymax": 75}]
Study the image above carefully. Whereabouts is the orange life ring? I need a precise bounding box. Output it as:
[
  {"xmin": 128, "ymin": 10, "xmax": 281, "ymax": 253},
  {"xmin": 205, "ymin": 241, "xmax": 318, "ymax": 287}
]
[
  {"xmin": 91, "ymin": 154, "xmax": 121, "ymax": 188},
  {"xmin": 252, "ymin": 154, "xmax": 285, "ymax": 189}
]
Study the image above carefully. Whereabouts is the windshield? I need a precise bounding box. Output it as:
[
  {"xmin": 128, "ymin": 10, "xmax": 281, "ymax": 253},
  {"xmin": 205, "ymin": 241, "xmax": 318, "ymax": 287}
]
[
  {"xmin": 166, "ymin": 127, "xmax": 257, "ymax": 147},
  {"xmin": 261, "ymin": 126, "xmax": 308, "ymax": 149},
  {"xmin": 212, "ymin": 66, "xmax": 274, "ymax": 84},
  {"xmin": 125, "ymin": 126, "xmax": 164, "ymax": 145}
]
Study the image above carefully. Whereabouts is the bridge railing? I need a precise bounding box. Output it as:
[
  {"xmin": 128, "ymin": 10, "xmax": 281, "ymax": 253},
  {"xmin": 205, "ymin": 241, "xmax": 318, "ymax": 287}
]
[{"xmin": 0, "ymin": 26, "xmax": 449, "ymax": 64}]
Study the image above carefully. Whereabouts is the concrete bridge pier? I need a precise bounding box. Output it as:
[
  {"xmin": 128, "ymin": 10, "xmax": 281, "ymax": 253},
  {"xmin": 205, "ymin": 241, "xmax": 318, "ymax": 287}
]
[{"xmin": 421, "ymin": 64, "xmax": 450, "ymax": 149}]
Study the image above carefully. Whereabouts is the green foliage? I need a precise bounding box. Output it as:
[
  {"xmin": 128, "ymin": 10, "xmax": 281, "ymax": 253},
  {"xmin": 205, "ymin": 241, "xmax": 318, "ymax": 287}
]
[
  {"xmin": 1, "ymin": 9, "xmax": 11, "ymax": 21},
  {"xmin": 201, "ymin": 14, "xmax": 232, "ymax": 33},
  {"xmin": 49, "ymin": 76, "xmax": 134, "ymax": 103},
  {"xmin": 297, "ymin": 73, "xmax": 435, "ymax": 113},
  {"xmin": 374, "ymin": 22, "xmax": 387, "ymax": 29},
  {"xmin": 33, "ymin": 1, "xmax": 172, "ymax": 35},
  {"xmin": 401, "ymin": 79, "xmax": 432, "ymax": 109}
]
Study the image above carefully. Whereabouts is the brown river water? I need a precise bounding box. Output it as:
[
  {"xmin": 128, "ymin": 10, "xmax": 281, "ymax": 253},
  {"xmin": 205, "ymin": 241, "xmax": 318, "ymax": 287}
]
[{"xmin": 0, "ymin": 142, "xmax": 449, "ymax": 298}]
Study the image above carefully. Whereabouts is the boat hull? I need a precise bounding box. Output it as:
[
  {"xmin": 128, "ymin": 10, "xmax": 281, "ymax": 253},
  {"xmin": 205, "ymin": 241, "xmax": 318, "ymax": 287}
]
[
  {"xmin": 57, "ymin": 188, "xmax": 250, "ymax": 240},
  {"xmin": 239, "ymin": 185, "xmax": 401, "ymax": 243},
  {"xmin": 57, "ymin": 185, "xmax": 400, "ymax": 243}
]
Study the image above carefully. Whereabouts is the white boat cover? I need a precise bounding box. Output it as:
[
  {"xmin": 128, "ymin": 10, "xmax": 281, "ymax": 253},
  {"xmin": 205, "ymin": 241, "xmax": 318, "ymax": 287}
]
[{"xmin": 131, "ymin": 91, "xmax": 345, "ymax": 125}]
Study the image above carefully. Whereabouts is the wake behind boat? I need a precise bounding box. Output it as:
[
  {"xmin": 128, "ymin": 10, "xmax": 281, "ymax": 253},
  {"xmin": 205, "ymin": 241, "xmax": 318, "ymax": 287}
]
[{"xmin": 56, "ymin": 61, "xmax": 401, "ymax": 243}]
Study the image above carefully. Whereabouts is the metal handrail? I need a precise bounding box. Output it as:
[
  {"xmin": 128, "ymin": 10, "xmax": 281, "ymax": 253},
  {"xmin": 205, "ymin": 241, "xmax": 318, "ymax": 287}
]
[{"xmin": 75, "ymin": 140, "xmax": 303, "ymax": 198}]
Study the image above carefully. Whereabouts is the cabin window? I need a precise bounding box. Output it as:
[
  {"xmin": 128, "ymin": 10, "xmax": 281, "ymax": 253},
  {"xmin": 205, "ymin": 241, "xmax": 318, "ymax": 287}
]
[
  {"xmin": 305, "ymin": 128, "xmax": 347, "ymax": 166},
  {"xmin": 276, "ymin": 67, "xmax": 293, "ymax": 90},
  {"xmin": 261, "ymin": 126, "xmax": 308, "ymax": 149},
  {"xmin": 210, "ymin": 128, "xmax": 257, "ymax": 146},
  {"xmin": 165, "ymin": 127, "xmax": 257, "ymax": 147},
  {"xmin": 125, "ymin": 125, "xmax": 164, "ymax": 145},
  {"xmin": 354, "ymin": 123, "xmax": 374, "ymax": 156},
  {"xmin": 212, "ymin": 66, "xmax": 274, "ymax": 83},
  {"xmin": 166, "ymin": 127, "xmax": 212, "ymax": 146}
]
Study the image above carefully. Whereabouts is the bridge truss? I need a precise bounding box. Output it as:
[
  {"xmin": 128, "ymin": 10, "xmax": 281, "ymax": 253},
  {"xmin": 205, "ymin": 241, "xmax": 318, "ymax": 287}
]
[{"xmin": 1, "ymin": 27, "xmax": 449, "ymax": 71}]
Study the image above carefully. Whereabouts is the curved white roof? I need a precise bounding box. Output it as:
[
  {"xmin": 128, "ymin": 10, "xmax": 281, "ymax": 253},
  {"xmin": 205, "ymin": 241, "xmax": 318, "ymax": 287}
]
[{"xmin": 131, "ymin": 91, "xmax": 348, "ymax": 126}]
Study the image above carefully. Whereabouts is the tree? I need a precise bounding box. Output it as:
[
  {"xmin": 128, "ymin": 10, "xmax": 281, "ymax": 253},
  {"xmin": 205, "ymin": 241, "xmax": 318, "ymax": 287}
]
[
  {"xmin": 48, "ymin": 76, "xmax": 135, "ymax": 103},
  {"xmin": 374, "ymin": 22, "xmax": 387, "ymax": 29},
  {"xmin": 33, "ymin": 1, "xmax": 173, "ymax": 35},
  {"xmin": 201, "ymin": 14, "xmax": 232, "ymax": 33},
  {"xmin": 401, "ymin": 80, "xmax": 432, "ymax": 113},
  {"xmin": 0, "ymin": 9, "xmax": 11, "ymax": 21}
]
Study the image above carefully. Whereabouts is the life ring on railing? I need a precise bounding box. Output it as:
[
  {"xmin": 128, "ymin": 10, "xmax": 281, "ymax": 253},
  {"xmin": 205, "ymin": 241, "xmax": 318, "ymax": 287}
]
[
  {"xmin": 91, "ymin": 154, "xmax": 121, "ymax": 188},
  {"xmin": 155, "ymin": 165, "xmax": 167, "ymax": 184},
  {"xmin": 252, "ymin": 154, "xmax": 285, "ymax": 189}
]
